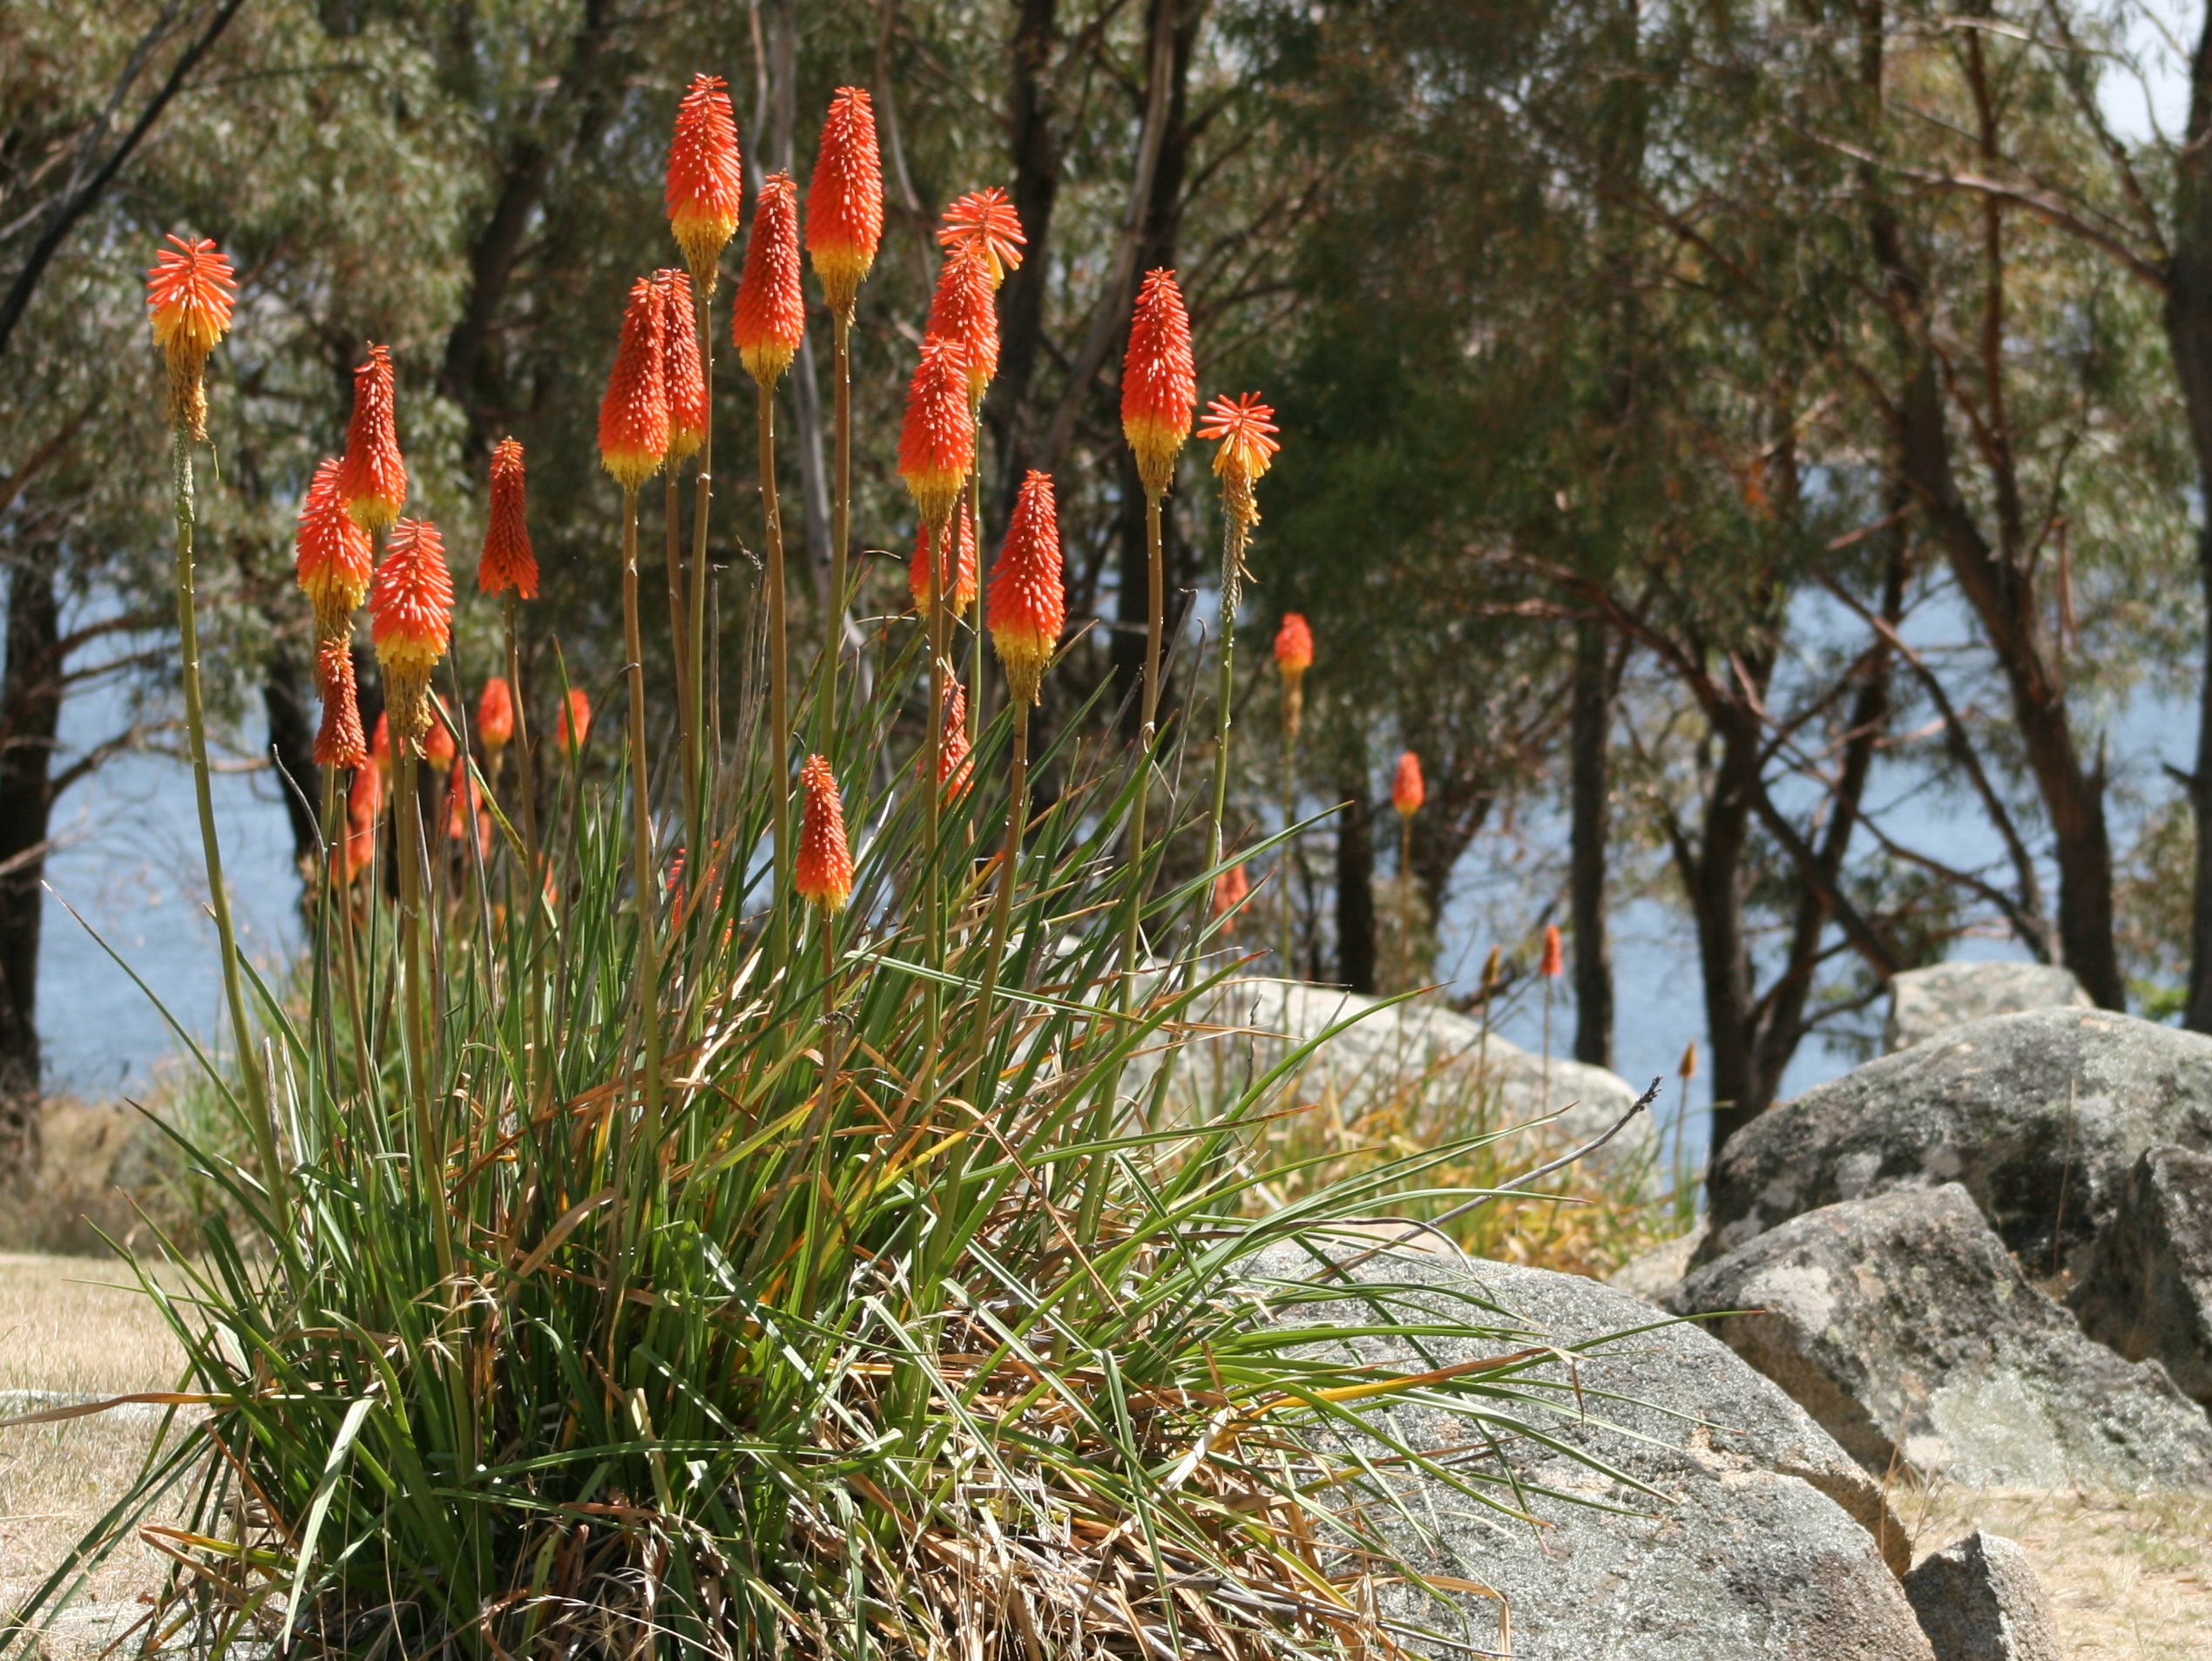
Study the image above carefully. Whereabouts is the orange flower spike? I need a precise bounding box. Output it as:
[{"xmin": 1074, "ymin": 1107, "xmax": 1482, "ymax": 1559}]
[
  {"xmin": 1540, "ymin": 923, "xmax": 1565, "ymax": 980},
  {"xmin": 313, "ymin": 640, "xmax": 368, "ymax": 770},
  {"xmin": 423, "ymin": 697, "xmax": 457, "ymax": 769},
  {"xmin": 336, "ymin": 769, "xmax": 380, "ymax": 885},
  {"xmin": 795, "ymin": 753, "xmax": 855, "ymax": 913},
  {"xmin": 1273, "ymin": 613, "xmax": 1314, "ymax": 682},
  {"xmin": 988, "ymin": 471, "xmax": 1065, "ymax": 707},
  {"xmin": 733, "ymin": 173, "xmax": 806, "ymax": 388},
  {"xmin": 294, "ymin": 456, "xmax": 374, "ymax": 638},
  {"xmin": 897, "ymin": 336, "xmax": 974, "ymax": 532},
  {"xmin": 1122, "ymin": 269, "xmax": 1195, "ymax": 500},
  {"xmin": 339, "ymin": 344, "xmax": 409, "ymax": 532},
  {"xmin": 1391, "ymin": 750, "xmax": 1424, "ymax": 818},
  {"xmin": 557, "ymin": 688, "xmax": 592, "ymax": 754},
  {"xmin": 807, "ymin": 87, "xmax": 883, "ymax": 318},
  {"xmin": 1212, "ymin": 862, "xmax": 1249, "ymax": 922},
  {"xmin": 446, "ymin": 755, "xmax": 487, "ymax": 844},
  {"xmin": 370, "ymin": 712, "xmax": 392, "ymax": 784},
  {"xmin": 1199, "ymin": 392, "xmax": 1281, "ymax": 528},
  {"xmin": 478, "ymin": 676, "xmax": 515, "ymax": 754},
  {"xmin": 666, "ymin": 73, "xmax": 743, "ymax": 290},
  {"xmin": 926, "ymin": 246, "xmax": 998, "ymax": 401},
  {"xmin": 910, "ymin": 498, "xmax": 977, "ymax": 620},
  {"xmin": 351, "ymin": 749, "xmax": 385, "ymax": 824},
  {"xmin": 477, "ymin": 437, "xmax": 538, "ymax": 598},
  {"xmin": 937, "ymin": 186, "xmax": 1025, "ymax": 288},
  {"xmin": 600, "ymin": 277, "xmax": 670, "ymax": 491},
  {"xmin": 925, "ymin": 682, "xmax": 974, "ymax": 802},
  {"xmin": 369, "ymin": 519, "xmax": 455, "ymax": 752},
  {"xmin": 145, "ymin": 234, "xmax": 237, "ymax": 439},
  {"xmin": 659, "ymin": 270, "xmax": 708, "ymax": 464}
]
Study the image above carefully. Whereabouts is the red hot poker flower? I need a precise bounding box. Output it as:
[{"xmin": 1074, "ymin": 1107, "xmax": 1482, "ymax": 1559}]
[
  {"xmin": 599, "ymin": 276, "xmax": 670, "ymax": 491},
  {"xmin": 734, "ymin": 173, "xmax": 805, "ymax": 388},
  {"xmin": 795, "ymin": 754, "xmax": 854, "ymax": 913},
  {"xmin": 314, "ymin": 640, "xmax": 368, "ymax": 770},
  {"xmin": 477, "ymin": 437, "xmax": 538, "ymax": 598},
  {"xmin": 294, "ymin": 456, "xmax": 373, "ymax": 638},
  {"xmin": 1212, "ymin": 862, "xmax": 1249, "ymax": 923},
  {"xmin": 478, "ymin": 676, "xmax": 515, "ymax": 753},
  {"xmin": 666, "ymin": 74, "xmax": 743, "ymax": 289},
  {"xmin": 926, "ymin": 246, "xmax": 998, "ymax": 402},
  {"xmin": 1540, "ymin": 924, "xmax": 1564, "ymax": 980},
  {"xmin": 370, "ymin": 711, "xmax": 392, "ymax": 782},
  {"xmin": 423, "ymin": 697, "xmax": 457, "ymax": 768},
  {"xmin": 340, "ymin": 344, "xmax": 408, "ymax": 532},
  {"xmin": 807, "ymin": 88, "xmax": 883, "ymax": 318},
  {"xmin": 659, "ymin": 270, "xmax": 708, "ymax": 463},
  {"xmin": 988, "ymin": 471, "xmax": 1065, "ymax": 707},
  {"xmin": 145, "ymin": 234, "xmax": 237, "ymax": 439},
  {"xmin": 557, "ymin": 688, "xmax": 592, "ymax": 754},
  {"xmin": 369, "ymin": 519, "xmax": 455, "ymax": 752},
  {"xmin": 1273, "ymin": 613, "xmax": 1314, "ymax": 681},
  {"xmin": 921, "ymin": 681, "xmax": 973, "ymax": 803},
  {"xmin": 1391, "ymin": 750, "xmax": 1424, "ymax": 818},
  {"xmin": 897, "ymin": 336, "xmax": 973, "ymax": 532},
  {"xmin": 447, "ymin": 756, "xmax": 490, "ymax": 854},
  {"xmin": 937, "ymin": 187, "xmax": 1025, "ymax": 288},
  {"xmin": 1122, "ymin": 269, "xmax": 1195, "ymax": 500},
  {"xmin": 1199, "ymin": 391, "xmax": 1280, "ymax": 528},
  {"xmin": 910, "ymin": 498, "xmax": 977, "ymax": 620}
]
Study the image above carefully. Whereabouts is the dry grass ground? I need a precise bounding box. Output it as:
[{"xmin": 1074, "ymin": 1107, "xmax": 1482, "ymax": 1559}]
[{"xmin": 2, "ymin": 1252, "xmax": 2209, "ymax": 1658}]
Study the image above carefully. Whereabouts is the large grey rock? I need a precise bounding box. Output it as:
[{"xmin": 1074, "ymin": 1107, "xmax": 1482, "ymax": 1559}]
[
  {"xmin": 1885, "ymin": 962, "xmax": 2091, "ymax": 1054},
  {"xmin": 1673, "ymin": 1185, "xmax": 2212, "ymax": 1490},
  {"xmin": 2068, "ymin": 1143, "xmax": 2212, "ymax": 1406},
  {"xmin": 1171, "ymin": 978, "xmax": 1658, "ymax": 1172},
  {"xmin": 1903, "ymin": 1531, "xmax": 2059, "ymax": 1661},
  {"xmin": 1253, "ymin": 1244, "xmax": 1931, "ymax": 1658},
  {"xmin": 1607, "ymin": 1219, "xmax": 1706, "ymax": 1305},
  {"xmin": 1700, "ymin": 1007, "xmax": 2212, "ymax": 1272}
]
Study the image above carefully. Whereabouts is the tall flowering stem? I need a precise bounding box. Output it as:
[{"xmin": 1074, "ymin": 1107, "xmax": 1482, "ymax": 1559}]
[
  {"xmin": 479, "ymin": 437, "xmax": 544, "ymax": 1090},
  {"xmin": 807, "ymin": 88, "xmax": 883, "ymax": 768},
  {"xmin": 1272, "ymin": 613, "xmax": 1312, "ymax": 975},
  {"xmin": 1118, "ymin": 269, "xmax": 1194, "ymax": 984},
  {"xmin": 930, "ymin": 220, "xmax": 1011, "ymax": 754},
  {"xmin": 737, "ymin": 173, "xmax": 806, "ymax": 966},
  {"xmin": 660, "ymin": 270, "xmax": 707, "ymax": 830},
  {"xmin": 147, "ymin": 238, "xmax": 281, "ymax": 1197},
  {"xmin": 601, "ymin": 276, "xmax": 672, "ymax": 1144},
  {"xmin": 1197, "ymin": 393, "xmax": 1280, "ymax": 871}
]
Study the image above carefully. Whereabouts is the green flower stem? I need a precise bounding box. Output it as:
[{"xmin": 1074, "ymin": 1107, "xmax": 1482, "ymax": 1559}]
[
  {"xmin": 172, "ymin": 430, "xmax": 282, "ymax": 1207},
  {"xmin": 1209, "ymin": 515, "xmax": 1249, "ymax": 871},
  {"xmin": 760, "ymin": 381, "xmax": 791, "ymax": 973},
  {"xmin": 818, "ymin": 308, "xmax": 854, "ymax": 769},
  {"xmin": 620, "ymin": 485, "xmax": 666, "ymax": 1149},
  {"xmin": 665, "ymin": 471, "xmax": 697, "ymax": 832},
  {"xmin": 1120, "ymin": 492, "xmax": 1167, "ymax": 995},
  {"xmin": 1279, "ymin": 685, "xmax": 1299, "ymax": 976}
]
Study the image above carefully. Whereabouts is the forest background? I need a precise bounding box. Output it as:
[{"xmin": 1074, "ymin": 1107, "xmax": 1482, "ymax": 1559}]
[{"xmin": 4, "ymin": 0, "xmax": 2210, "ymax": 1176}]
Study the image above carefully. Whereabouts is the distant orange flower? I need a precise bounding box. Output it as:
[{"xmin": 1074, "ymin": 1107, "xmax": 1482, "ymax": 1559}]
[
  {"xmin": 351, "ymin": 748, "xmax": 384, "ymax": 824},
  {"xmin": 313, "ymin": 640, "xmax": 367, "ymax": 770},
  {"xmin": 926, "ymin": 246, "xmax": 998, "ymax": 401},
  {"xmin": 447, "ymin": 756, "xmax": 490, "ymax": 855},
  {"xmin": 477, "ymin": 436, "xmax": 537, "ymax": 598},
  {"xmin": 733, "ymin": 173, "xmax": 805, "ymax": 387},
  {"xmin": 370, "ymin": 711, "xmax": 392, "ymax": 783},
  {"xmin": 1199, "ymin": 392, "xmax": 1280, "ymax": 528},
  {"xmin": 1540, "ymin": 924, "xmax": 1564, "ymax": 980},
  {"xmin": 339, "ymin": 344, "xmax": 408, "ymax": 531},
  {"xmin": 923, "ymin": 681, "xmax": 973, "ymax": 803},
  {"xmin": 988, "ymin": 471, "xmax": 1064, "ymax": 706},
  {"xmin": 897, "ymin": 336, "xmax": 973, "ymax": 532},
  {"xmin": 145, "ymin": 234, "xmax": 237, "ymax": 439},
  {"xmin": 1211, "ymin": 862, "xmax": 1249, "ymax": 924},
  {"xmin": 1272, "ymin": 613, "xmax": 1313, "ymax": 681},
  {"xmin": 659, "ymin": 270, "xmax": 708, "ymax": 463},
  {"xmin": 335, "ymin": 768, "xmax": 379, "ymax": 886},
  {"xmin": 599, "ymin": 276, "xmax": 669, "ymax": 491},
  {"xmin": 666, "ymin": 73, "xmax": 743, "ymax": 289},
  {"xmin": 1390, "ymin": 750, "xmax": 1424, "ymax": 818},
  {"xmin": 557, "ymin": 688, "xmax": 592, "ymax": 755},
  {"xmin": 795, "ymin": 753, "xmax": 854, "ymax": 913},
  {"xmin": 1121, "ymin": 269, "xmax": 1195, "ymax": 499},
  {"xmin": 910, "ymin": 498, "xmax": 977, "ymax": 619},
  {"xmin": 369, "ymin": 519, "xmax": 454, "ymax": 752},
  {"xmin": 478, "ymin": 676, "xmax": 515, "ymax": 753},
  {"xmin": 937, "ymin": 187, "xmax": 1025, "ymax": 288},
  {"xmin": 423, "ymin": 696, "xmax": 457, "ymax": 769},
  {"xmin": 807, "ymin": 88, "xmax": 883, "ymax": 319},
  {"xmin": 294, "ymin": 456, "xmax": 373, "ymax": 638}
]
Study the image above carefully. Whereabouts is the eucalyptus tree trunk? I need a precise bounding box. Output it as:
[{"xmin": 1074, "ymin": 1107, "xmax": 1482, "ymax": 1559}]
[
  {"xmin": 2170, "ymin": 12, "xmax": 2212, "ymax": 1034},
  {"xmin": 0, "ymin": 544, "xmax": 61, "ymax": 1170}
]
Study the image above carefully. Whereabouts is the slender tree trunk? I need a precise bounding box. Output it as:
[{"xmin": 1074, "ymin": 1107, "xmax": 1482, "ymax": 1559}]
[
  {"xmin": 1569, "ymin": 620, "xmax": 1613, "ymax": 1068},
  {"xmin": 1688, "ymin": 712, "xmax": 1761, "ymax": 1156},
  {"xmin": 1336, "ymin": 774, "xmax": 1376, "ymax": 995},
  {"xmin": 0, "ymin": 546, "xmax": 62, "ymax": 1169},
  {"xmin": 987, "ymin": 0, "xmax": 1063, "ymax": 532},
  {"xmin": 2169, "ymin": 11, "xmax": 2212, "ymax": 1032}
]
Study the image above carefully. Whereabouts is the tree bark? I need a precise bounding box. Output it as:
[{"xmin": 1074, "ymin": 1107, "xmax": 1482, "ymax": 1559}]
[
  {"xmin": 2171, "ymin": 11, "xmax": 2212, "ymax": 1032},
  {"xmin": 1685, "ymin": 707, "xmax": 1761, "ymax": 1157},
  {"xmin": 986, "ymin": 0, "xmax": 1064, "ymax": 534},
  {"xmin": 1335, "ymin": 774, "xmax": 1376, "ymax": 995},
  {"xmin": 0, "ymin": 544, "xmax": 62, "ymax": 1168},
  {"xmin": 1569, "ymin": 619, "xmax": 1613, "ymax": 1067}
]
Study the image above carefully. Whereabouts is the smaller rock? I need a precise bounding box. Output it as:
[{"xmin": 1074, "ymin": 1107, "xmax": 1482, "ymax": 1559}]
[
  {"xmin": 2068, "ymin": 1143, "xmax": 2212, "ymax": 1406},
  {"xmin": 1673, "ymin": 1184, "xmax": 2212, "ymax": 1489},
  {"xmin": 1904, "ymin": 1531, "xmax": 2059, "ymax": 1661},
  {"xmin": 1607, "ymin": 1218, "xmax": 1706, "ymax": 1305},
  {"xmin": 1884, "ymin": 962, "xmax": 2090, "ymax": 1053}
]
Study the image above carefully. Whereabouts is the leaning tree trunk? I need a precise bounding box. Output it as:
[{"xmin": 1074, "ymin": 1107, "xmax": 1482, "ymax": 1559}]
[
  {"xmin": 1688, "ymin": 708, "xmax": 1762, "ymax": 1157},
  {"xmin": 1335, "ymin": 774, "xmax": 1377, "ymax": 995},
  {"xmin": 2169, "ymin": 10, "xmax": 2212, "ymax": 1032},
  {"xmin": 1569, "ymin": 620, "xmax": 1614, "ymax": 1068},
  {"xmin": 0, "ymin": 544, "xmax": 64, "ymax": 1173}
]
